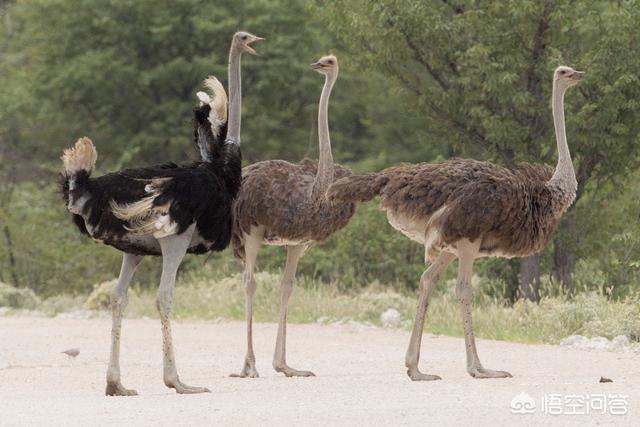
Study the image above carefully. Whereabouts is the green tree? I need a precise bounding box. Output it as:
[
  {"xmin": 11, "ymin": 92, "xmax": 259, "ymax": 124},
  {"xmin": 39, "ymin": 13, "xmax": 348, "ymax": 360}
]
[
  {"xmin": 0, "ymin": 0, "xmax": 424, "ymax": 294},
  {"xmin": 313, "ymin": 0, "xmax": 640, "ymax": 299},
  {"xmin": 4, "ymin": 0, "xmax": 417, "ymax": 168}
]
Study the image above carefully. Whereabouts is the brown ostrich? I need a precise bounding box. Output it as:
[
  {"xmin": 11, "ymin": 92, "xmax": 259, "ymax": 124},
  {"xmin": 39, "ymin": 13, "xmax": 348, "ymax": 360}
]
[
  {"xmin": 328, "ymin": 66, "xmax": 583, "ymax": 380},
  {"xmin": 231, "ymin": 55, "xmax": 354, "ymax": 378}
]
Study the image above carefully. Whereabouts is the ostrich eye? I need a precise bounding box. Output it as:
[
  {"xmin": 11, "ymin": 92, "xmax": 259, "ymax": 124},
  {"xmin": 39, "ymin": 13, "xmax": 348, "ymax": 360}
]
[
  {"xmin": 241, "ymin": 35, "xmax": 248, "ymax": 40},
  {"xmin": 560, "ymin": 70, "xmax": 566, "ymax": 75},
  {"xmin": 328, "ymin": 60, "xmax": 334, "ymax": 64}
]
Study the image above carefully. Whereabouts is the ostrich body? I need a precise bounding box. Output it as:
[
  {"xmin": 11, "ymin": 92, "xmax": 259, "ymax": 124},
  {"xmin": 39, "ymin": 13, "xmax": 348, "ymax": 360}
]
[
  {"xmin": 231, "ymin": 55, "xmax": 354, "ymax": 378},
  {"xmin": 328, "ymin": 66, "xmax": 583, "ymax": 380},
  {"xmin": 60, "ymin": 32, "xmax": 262, "ymax": 395}
]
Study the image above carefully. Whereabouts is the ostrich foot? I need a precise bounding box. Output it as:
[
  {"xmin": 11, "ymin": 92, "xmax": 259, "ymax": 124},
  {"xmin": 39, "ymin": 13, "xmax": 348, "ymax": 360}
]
[
  {"xmin": 468, "ymin": 366, "xmax": 512, "ymax": 379},
  {"xmin": 407, "ymin": 368, "xmax": 442, "ymax": 381},
  {"xmin": 165, "ymin": 378, "xmax": 211, "ymax": 394},
  {"xmin": 230, "ymin": 359, "xmax": 259, "ymax": 378},
  {"xmin": 274, "ymin": 363, "xmax": 315, "ymax": 377},
  {"xmin": 105, "ymin": 381, "xmax": 138, "ymax": 396}
]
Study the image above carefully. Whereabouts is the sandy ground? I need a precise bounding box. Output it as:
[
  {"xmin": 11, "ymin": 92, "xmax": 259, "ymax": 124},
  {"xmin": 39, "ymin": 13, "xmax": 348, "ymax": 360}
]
[{"xmin": 0, "ymin": 317, "xmax": 638, "ymax": 426}]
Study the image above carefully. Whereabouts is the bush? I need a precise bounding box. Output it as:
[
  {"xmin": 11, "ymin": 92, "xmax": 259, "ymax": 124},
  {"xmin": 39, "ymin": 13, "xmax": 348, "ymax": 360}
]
[
  {"xmin": 0, "ymin": 281, "xmax": 40, "ymax": 309},
  {"xmin": 84, "ymin": 280, "xmax": 117, "ymax": 310},
  {"xmin": 85, "ymin": 279, "xmax": 141, "ymax": 310}
]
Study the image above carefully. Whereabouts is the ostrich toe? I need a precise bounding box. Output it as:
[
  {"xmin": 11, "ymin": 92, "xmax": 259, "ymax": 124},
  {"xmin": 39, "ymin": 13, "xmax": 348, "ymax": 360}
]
[
  {"xmin": 468, "ymin": 366, "xmax": 512, "ymax": 379},
  {"xmin": 105, "ymin": 381, "xmax": 138, "ymax": 396}
]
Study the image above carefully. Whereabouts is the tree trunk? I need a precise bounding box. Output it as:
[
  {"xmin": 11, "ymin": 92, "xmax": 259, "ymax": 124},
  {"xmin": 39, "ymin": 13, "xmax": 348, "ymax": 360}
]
[
  {"xmin": 503, "ymin": 258, "xmax": 521, "ymax": 303},
  {"xmin": 3, "ymin": 224, "xmax": 19, "ymax": 286},
  {"xmin": 553, "ymin": 217, "xmax": 576, "ymax": 296},
  {"xmin": 519, "ymin": 255, "xmax": 540, "ymax": 301}
]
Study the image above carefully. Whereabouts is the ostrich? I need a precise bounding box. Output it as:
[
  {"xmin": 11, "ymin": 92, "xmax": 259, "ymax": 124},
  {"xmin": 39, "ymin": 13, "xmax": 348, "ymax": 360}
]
[
  {"xmin": 60, "ymin": 31, "xmax": 262, "ymax": 395},
  {"xmin": 231, "ymin": 55, "xmax": 354, "ymax": 378},
  {"xmin": 328, "ymin": 66, "xmax": 583, "ymax": 380}
]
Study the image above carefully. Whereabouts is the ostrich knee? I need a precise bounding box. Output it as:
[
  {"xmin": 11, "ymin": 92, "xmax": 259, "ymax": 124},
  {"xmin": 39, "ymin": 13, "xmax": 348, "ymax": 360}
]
[
  {"xmin": 111, "ymin": 289, "xmax": 128, "ymax": 317},
  {"xmin": 244, "ymin": 270, "xmax": 257, "ymax": 297},
  {"xmin": 455, "ymin": 278, "xmax": 472, "ymax": 306},
  {"xmin": 156, "ymin": 288, "xmax": 174, "ymax": 321},
  {"xmin": 280, "ymin": 278, "xmax": 294, "ymax": 302}
]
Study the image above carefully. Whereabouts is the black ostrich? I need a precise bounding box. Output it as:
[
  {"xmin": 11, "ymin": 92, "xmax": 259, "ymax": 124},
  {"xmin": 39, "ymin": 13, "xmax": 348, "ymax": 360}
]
[{"xmin": 60, "ymin": 32, "xmax": 263, "ymax": 396}]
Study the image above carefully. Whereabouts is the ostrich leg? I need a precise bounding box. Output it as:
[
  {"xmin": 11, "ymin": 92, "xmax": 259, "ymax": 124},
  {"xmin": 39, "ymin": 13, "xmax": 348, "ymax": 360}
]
[
  {"xmin": 405, "ymin": 251, "xmax": 455, "ymax": 381},
  {"xmin": 105, "ymin": 253, "xmax": 143, "ymax": 396},
  {"xmin": 273, "ymin": 245, "xmax": 313, "ymax": 377},
  {"xmin": 456, "ymin": 242, "xmax": 512, "ymax": 379},
  {"xmin": 231, "ymin": 230, "xmax": 263, "ymax": 378},
  {"xmin": 157, "ymin": 225, "xmax": 210, "ymax": 393}
]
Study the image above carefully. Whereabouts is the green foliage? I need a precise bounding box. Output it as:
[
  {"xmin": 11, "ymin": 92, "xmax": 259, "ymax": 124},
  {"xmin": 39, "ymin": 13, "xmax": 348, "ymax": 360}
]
[
  {"xmin": 0, "ymin": 183, "xmax": 163, "ymax": 296},
  {"xmin": 85, "ymin": 279, "xmax": 115, "ymax": 310},
  {"xmin": 1, "ymin": 0, "xmax": 640, "ymax": 306},
  {"xmin": 0, "ymin": 280, "xmax": 40, "ymax": 308},
  {"xmin": 313, "ymin": 0, "xmax": 640, "ymax": 168},
  {"xmin": 313, "ymin": 0, "xmax": 640, "ymax": 294},
  {"xmin": 300, "ymin": 203, "xmax": 427, "ymax": 288},
  {"xmin": 2, "ymin": 0, "xmax": 418, "ymax": 170},
  {"xmin": 53, "ymin": 265, "xmax": 637, "ymax": 344}
]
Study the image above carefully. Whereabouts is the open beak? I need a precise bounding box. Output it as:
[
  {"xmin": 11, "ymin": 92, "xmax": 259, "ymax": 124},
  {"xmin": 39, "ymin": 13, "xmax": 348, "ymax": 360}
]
[
  {"xmin": 245, "ymin": 36, "xmax": 264, "ymax": 55},
  {"xmin": 310, "ymin": 62, "xmax": 323, "ymax": 70}
]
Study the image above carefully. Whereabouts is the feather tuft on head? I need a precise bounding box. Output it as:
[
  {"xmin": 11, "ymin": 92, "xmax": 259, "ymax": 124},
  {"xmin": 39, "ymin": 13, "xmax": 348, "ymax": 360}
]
[{"xmin": 61, "ymin": 137, "xmax": 97, "ymax": 175}]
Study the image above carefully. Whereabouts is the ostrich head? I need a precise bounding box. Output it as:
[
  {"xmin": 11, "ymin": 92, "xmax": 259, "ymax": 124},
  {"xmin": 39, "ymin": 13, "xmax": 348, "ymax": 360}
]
[
  {"xmin": 311, "ymin": 55, "xmax": 339, "ymax": 76},
  {"xmin": 554, "ymin": 66, "xmax": 584, "ymax": 89},
  {"xmin": 232, "ymin": 31, "xmax": 264, "ymax": 55}
]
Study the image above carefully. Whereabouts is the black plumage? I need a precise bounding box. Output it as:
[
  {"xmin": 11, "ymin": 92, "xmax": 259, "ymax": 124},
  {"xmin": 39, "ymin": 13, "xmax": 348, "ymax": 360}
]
[{"xmin": 60, "ymin": 97, "xmax": 240, "ymax": 257}]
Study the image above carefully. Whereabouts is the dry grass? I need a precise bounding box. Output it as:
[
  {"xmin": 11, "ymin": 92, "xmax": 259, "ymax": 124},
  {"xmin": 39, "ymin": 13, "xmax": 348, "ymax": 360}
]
[
  {"xmin": 121, "ymin": 269, "xmax": 640, "ymax": 344},
  {"xmin": 5, "ymin": 268, "xmax": 638, "ymax": 345}
]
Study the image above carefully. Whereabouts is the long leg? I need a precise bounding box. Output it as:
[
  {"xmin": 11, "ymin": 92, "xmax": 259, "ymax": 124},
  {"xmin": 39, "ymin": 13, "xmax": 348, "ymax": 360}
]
[
  {"xmin": 157, "ymin": 225, "xmax": 210, "ymax": 393},
  {"xmin": 273, "ymin": 245, "xmax": 311, "ymax": 377},
  {"xmin": 405, "ymin": 251, "xmax": 455, "ymax": 381},
  {"xmin": 230, "ymin": 230, "xmax": 263, "ymax": 378},
  {"xmin": 105, "ymin": 253, "xmax": 143, "ymax": 396},
  {"xmin": 456, "ymin": 242, "xmax": 512, "ymax": 379}
]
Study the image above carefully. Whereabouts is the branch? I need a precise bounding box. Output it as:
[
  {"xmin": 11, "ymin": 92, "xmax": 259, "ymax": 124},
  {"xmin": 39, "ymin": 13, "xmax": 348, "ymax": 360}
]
[
  {"xmin": 0, "ymin": 2, "xmax": 15, "ymax": 62},
  {"xmin": 525, "ymin": 1, "xmax": 552, "ymax": 98},
  {"xmin": 384, "ymin": 1, "xmax": 456, "ymax": 91},
  {"xmin": 440, "ymin": 0, "xmax": 465, "ymax": 15},
  {"xmin": 396, "ymin": 23, "xmax": 450, "ymax": 91},
  {"xmin": 574, "ymin": 153, "xmax": 602, "ymax": 202},
  {"xmin": 522, "ymin": 1, "xmax": 554, "ymax": 157}
]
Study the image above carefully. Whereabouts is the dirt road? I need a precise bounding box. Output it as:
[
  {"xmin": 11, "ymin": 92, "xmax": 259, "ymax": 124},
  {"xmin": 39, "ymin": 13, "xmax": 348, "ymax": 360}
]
[{"xmin": 0, "ymin": 317, "xmax": 637, "ymax": 426}]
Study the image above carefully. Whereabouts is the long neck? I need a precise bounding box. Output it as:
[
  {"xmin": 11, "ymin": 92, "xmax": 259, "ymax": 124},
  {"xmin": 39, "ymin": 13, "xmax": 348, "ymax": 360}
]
[
  {"xmin": 548, "ymin": 81, "xmax": 577, "ymax": 208},
  {"xmin": 226, "ymin": 47, "xmax": 242, "ymax": 144},
  {"xmin": 312, "ymin": 72, "xmax": 337, "ymax": 197}
]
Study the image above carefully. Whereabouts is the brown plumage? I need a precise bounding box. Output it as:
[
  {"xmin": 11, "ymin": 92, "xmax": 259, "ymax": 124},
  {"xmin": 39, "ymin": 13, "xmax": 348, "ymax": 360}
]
[
  {"xmin": 232, "ymin": 159, "xmax": 353, "ymax": 259},
  {"xmin": 327, "ymin": 66, "xmax": 584, "ymax": 381},
  {"xmin": 231, "ymin": 55, "xmax": 355, "ymax": 379},
  {"xmin": 329, "ymin": 159, "xmax": 562, "ymax": 260}
]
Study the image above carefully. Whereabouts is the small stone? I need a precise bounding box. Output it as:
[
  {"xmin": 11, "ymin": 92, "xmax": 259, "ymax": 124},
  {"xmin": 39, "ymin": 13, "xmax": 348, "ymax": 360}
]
[
  {"xmin": 560, "ymin": 335, "xmax": 587, "ymax": 347},
  {"xmin": 380, "ymin": 308, "xmax": 402, "ymax": 328},
  {"xmin": 316, "ymin": 316, "xmax": 329, "ymax": 325},
  {"xmin": 586, "ymin": 336, "xmax": 612, "ymax": 351},
  {"xmin": 599, "ymin": 376, "xmax": 613, "ymax": 383},
  {"xmin": 611, "ymin": 335, "xmax": 630, "ymax": 348}
]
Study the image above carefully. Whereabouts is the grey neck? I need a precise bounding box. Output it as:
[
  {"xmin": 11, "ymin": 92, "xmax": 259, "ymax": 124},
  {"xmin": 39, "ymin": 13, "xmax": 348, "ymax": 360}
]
[
  {"xmin": 312, "ymin": 72, "xmax": 337, "ymax": 197},
  {"xmin": 548, "ymin": 82, "xmax": 577, "ymax": 207},
  {"xmin": 226, "ymin": 47, "xmax": 242, "ymax": 145}
]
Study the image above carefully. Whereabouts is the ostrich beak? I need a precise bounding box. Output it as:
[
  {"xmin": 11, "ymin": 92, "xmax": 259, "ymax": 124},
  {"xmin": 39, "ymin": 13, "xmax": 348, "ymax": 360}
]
[
  {"xmin": 571, "ymin": 71, "xmax": 585, "ymax": 80},
  {"xmin": 310, "ymin": 62, "xmax": 323, "ymax": 69},
  {"xmin": 245, "ymin": 36, "xmax": 264, "ymax": 55}
]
